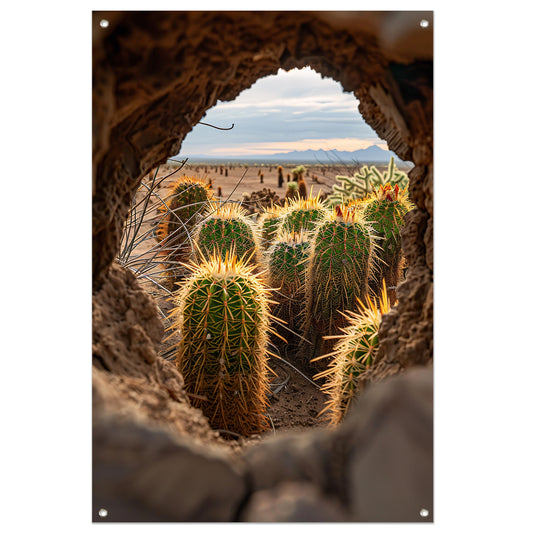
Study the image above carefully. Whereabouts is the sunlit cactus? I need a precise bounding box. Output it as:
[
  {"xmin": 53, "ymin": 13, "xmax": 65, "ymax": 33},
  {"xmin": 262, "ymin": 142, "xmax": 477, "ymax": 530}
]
[
  {"xmin": 156, "ymin": 175, "xmax": 213, "ymax": 247},
  {"xmin": 264, "ymin": 230, "xmax": 311, "ymax": 343},
  {"xmin": 285, "ymin": 181, "xmax": 298, "ymax": 201},
  {"xmin": 156, "ymin": 176, "xmax": 213, "ymax": 288},
  {"xmin": 300, "ymin": 205, "xmax": 377, "ymax": 368},
  {"xmin": 326, "ymin": 157, "xmax": 410, "ymax": 206},
  {"xmin": 192, "ymin": 201, "xmax": 261, "ymax": 265},
  {"xmin": 312, "ymin": 280, "xmax": 391, "ymax": 425},
  {"xmin": 363, "ymin": 183, "xmax": 413, "ymax": 300},
  {"xmin": 167, "ymin": 253, "xmax": 276, "ymax": 437},
  {"xmin": 257, "ymin": 204, "xmax": 286, "ymax": 248},
  {"xmin": 278, "ymin": 190, "xmax": 329, "ymax": 235}
]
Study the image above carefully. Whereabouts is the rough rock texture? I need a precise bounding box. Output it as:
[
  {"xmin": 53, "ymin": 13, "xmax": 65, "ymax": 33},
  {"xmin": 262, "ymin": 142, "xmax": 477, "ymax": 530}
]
[
  {"xmin": 93, "ymin": 407, "xmax": 247, "ymax": 522},
  {"xmin": 92, "ymin": 262, "xmax": 228, "ymax": 447},
  {"xmin": 93, "ymin": 366, "xmax": 433, "ymax": 522},
  {"xmin": 93, "ymin": 10, "xmax": 433, "ymax": 384},
  {"xmin": 92, "ymin": 11, "xmax": 434, "ymax": 522}
]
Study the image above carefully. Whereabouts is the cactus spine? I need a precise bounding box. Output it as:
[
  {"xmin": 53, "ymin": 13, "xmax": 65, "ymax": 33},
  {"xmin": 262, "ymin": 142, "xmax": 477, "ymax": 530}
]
[
  {"xmin": 156, "ymin": 176, "xmax": 213, "ymax": 287},
  {"xmin": 257, "ymin": 204, "xmax": 286, "ymax": 249},
  {"xmin": 326, "ymin": 157, "xmax": 410, "ymax": 207},
  {"xmin": 278, "ymin": 191, "xmax": 329, "ymax": 235},
  {"xmin": 265, "ymin": 231, "xmax": 311, "ymax": 344},
  {"xmin": 313, "ymin": 280, "xmax": 391, "ymax": 425},
  {"xmin": 363, "ymin": 184, "xmax": 413, "ymax": 300},
  {"xmin": 301, "ymin": 205, "xmax": 376, "ymax": 368},
  {"xmin": 169, "ymin": 253, "xmax": 275, "ymax": 436},
  {"xmin": 192, "ymin": 201, "xmax": 261, "ymax": 265}
]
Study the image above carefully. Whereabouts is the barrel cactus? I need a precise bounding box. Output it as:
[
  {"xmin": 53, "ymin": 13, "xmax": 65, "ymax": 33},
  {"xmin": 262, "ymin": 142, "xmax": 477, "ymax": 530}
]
[
  {"xmin": 257, "ymin": 204, "xmax": 286, "ymax": 249},
  {"xmin": 278, "ymin": 191, "xmax": 329, "ymax": 235},
  {"xmin": 300, "ymin": 204, "xmax": 376, "ymax": 368},
  {"xmin": 264, "ymin": 230, "xmax": 311, "ymax": 343},
  {"xmin": 168, "ymin": 252, "xmax": 275, "ymax": 437},
  {"xmin": 192, "ymin": 201, "xmax": 261, "ymax": 265},
  {"xmin": 156, "ymin": 175, "xmax": 213, "ymax": 247},
  {"xmin": 156, "ymin": 176, "xmax": 213, "ymax": 287},
  {"xmin": 363, "ymin": 183, "xmax": 413, "ymax": 300},
  {"xmin": 313, "ymin": 280, "xmax": 391, "ymax": 425}
]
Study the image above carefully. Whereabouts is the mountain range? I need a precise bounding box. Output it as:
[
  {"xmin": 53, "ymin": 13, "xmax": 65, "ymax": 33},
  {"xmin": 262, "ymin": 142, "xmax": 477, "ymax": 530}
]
[{"xmin": 176, "ymin": 144, "xmax": 408, "ymax": 165}]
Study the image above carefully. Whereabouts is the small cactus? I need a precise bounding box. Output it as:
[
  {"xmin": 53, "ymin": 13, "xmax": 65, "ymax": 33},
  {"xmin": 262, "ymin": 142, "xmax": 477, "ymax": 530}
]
[
  {"xmin": 264, "ymin": 230, "xmax": 311, "ymax": 342},
  {"xmin": 192, "ymin": 201, "xmax": 261, "ymax": 265},
  {"xmin": 278, "ymin": 190, "xmax": 329, "ymax": 235},
  {"xmin": 168, "ymin": 252, "xmax": 276, "ymax": 436},
  {"xmin": 300, "ymin": 205, "xmax": 377, "ymax": 367},
  {"xmin": 156, "ymin": 176, "xmax": 213, "ymax": 285},
  {"xmin": 285, "ymin": 181, "xmax": 299, "ymax": 201},
  {"xmin": 313, "ymin": 280, "xmax": 391, "ymax": 425},
  {"xmin": 363, "ymin": 184, "xmax": 413, "ymax": 300},
  {"xmin": 257, "ymin": 204, "xmax": 286, "ymax": 248}
]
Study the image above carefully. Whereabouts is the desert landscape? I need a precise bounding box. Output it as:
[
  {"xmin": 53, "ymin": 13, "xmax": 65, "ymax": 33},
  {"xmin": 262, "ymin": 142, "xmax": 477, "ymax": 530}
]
[{"xmin": 116, "ymin": 158, "xmax": 413, "ymax": 446}]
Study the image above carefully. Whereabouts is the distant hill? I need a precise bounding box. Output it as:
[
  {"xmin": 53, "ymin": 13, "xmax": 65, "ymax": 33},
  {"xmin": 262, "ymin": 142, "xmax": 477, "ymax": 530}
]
[{"xmin": 173, "ymin": 145, "xmax": 410, "ymax": 165}]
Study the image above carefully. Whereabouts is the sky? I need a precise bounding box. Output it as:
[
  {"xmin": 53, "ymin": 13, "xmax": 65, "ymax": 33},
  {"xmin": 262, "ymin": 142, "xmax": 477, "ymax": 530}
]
[{"xmin": 175, "ymin": 67, "xmax": 388, "ymax": 158}]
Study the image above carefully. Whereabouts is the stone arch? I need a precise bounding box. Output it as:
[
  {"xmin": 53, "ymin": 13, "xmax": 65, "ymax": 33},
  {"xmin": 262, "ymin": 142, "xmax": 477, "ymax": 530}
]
[{"xmin": 93, "ymin": 10, "xmax": 433, "ymax": 386}]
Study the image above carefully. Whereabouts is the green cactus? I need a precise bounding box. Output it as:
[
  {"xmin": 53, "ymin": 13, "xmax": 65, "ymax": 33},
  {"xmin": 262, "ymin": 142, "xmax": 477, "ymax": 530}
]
[
  {"xmin": 257, "ymin": 204, "xmax": 286, "ymax": 249},
  {"xmin": 313, "ymin": 280, "xmax": 391, "ymax": 425},
  {"xmin": 156, "ymin": 176, "xmax": 213, "ymax": 287},
  {"xmin": 326, "ymin": 157, "xmax": 409, "ymax": 206},
  {"xmin": 285, "ymin": 181, "xmax": 299, "ymax": 201},
  {"xmin": 300, "ymin": 205, "xmax": 376, "ymax": 369},
  {"xmin": 363, "ymin": 184, "xmax": 414, "ymax": 300},
  {"xmin": 192, "ymin": 201, "xmax": 261, "ymax": 265},
  {"xmin": 278, "ymin": 191, "xmax": 329, "ymax": 235},
  {"xmin": 291, "ymin": 165, "xmax": 306, "ymax": 181},
  {"xmin": 264, "ymin": 231, "xmax": 311, "ymax": 343},
  {"xmin": 169, "ymin": 253, "xmax": 275, "ymax": 437}
]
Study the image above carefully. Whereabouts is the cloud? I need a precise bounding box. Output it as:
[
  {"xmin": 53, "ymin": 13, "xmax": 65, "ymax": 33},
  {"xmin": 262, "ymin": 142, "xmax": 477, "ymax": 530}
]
[{"xmin": 177, "ymin": 67, "xmax": 386, "ymax": 157}]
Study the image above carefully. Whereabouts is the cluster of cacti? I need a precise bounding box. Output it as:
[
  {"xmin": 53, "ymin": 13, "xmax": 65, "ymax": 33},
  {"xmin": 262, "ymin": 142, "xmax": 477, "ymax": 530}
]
[
  {"xmin": 192, "ymin": 201, "xmax": 261, "ymax": 265},
  {"xmin": 363, "ymin": 183, "xmax": 413, "ymax": 300},
  {"xmin": 168, "ymin": 252, "xmax": 276, "ymax": 436},
  {"xmin": 326, "ymin": 157, "xmax": 410, "ymax": 206},
  {"xmin": 299, "ymin": 204, "xmax": 377, "ymax": 368},
  {"xmin": 313, "ymin": 280, "xmax": 391, "ymax": 425},
  {"xmin": 278, "ymin": 191, "xmax": 329, "ymax": 235},
  {"xmin": 155, "ymin": 162, "xmax": 412, "ymax": 437},
  {"xmin": 257, "ymin": 204, "xmax": 286, "ymax": 248},
  {"xmin": 264, "ymin": 230, "xmax": 311, "ymax": 341},
  {"xmin": 291, "ymin": 165, "xmax": 306, "ymax": 182}
]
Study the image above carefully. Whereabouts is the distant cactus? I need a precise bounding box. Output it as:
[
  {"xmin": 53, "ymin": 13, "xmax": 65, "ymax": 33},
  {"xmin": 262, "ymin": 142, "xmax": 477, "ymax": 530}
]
[
  {"xmin": 313, "ymin": 280, "xmax": 391, "ymax": 425},
  {"xmin": 278, "ymin": 190, "xmax": 329, "ymax": 235},
  {"xmin": 285, "ymin": 181, "xmax": 298, "ymax": 201},
  {"xmin": 277, "ymin": 166, "xmax": 284, "ymax": 188},
  {"xmin": 300, "ymin": 205, "xmax": 377, "ymax": 368},
  {"xmin": 297, "ymin": 176, "xmax": 308, "ymax": 199},
  {"xmin": 192, "ymin": 201, "xmax": 261, "ymax": 265},
  {"xmin": 291, "ymin": 165, "xmax": 306, "ymax": 182},
  {"xmin": 363, "ymin": 184, "xmax": 413, "ymax": 300},
  {"xmin": 169, "ymin": 252, "xmax": 275, "ymax": 436},
  {"xmin": 326, "ymin": 157, "xmax": 409, "ymax": 206},
  {"xmin": 265, "ymin": 231, "xmax": 311, "ymax": 343}
]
